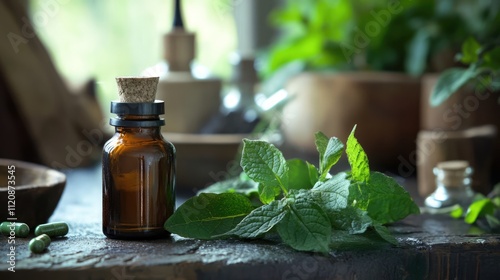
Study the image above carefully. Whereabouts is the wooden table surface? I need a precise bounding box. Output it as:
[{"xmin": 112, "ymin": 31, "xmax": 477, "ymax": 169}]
[{"xmin": 1, "ymin": 164, "xmax": 500, "ymax": 280}]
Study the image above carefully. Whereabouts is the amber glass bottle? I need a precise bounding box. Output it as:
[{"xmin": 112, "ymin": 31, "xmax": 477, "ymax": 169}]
[{"xmin": 102, "ymin": 101, "xmax": 175, "ymax": 239}]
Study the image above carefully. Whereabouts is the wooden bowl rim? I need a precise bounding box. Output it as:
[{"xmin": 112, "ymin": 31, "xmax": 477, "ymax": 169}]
[{"xmin": 0, "ymin": 158, "xmax": 66, "ymax": 191}]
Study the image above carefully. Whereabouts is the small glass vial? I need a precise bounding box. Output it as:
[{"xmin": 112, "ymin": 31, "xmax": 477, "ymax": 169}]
[
  {"xmin": 102, "ymin": 98, "xmax": 175, "ymax": 239},
  {"xmin": 425, "ymin": 160, "xmax": 474, "ymax": 209}
]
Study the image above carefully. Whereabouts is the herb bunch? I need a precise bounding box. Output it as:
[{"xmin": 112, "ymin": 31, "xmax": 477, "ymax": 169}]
[{"xmin": 165, "ymin": 126, "xmax": 419, "ymax": 253}]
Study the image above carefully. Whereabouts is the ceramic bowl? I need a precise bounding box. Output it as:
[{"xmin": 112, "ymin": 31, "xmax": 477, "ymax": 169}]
[
  {"xmin": 0, "ymin": 159, "xmax": 66, "ymax": 228},
  {"xmin": 163, "ymin": 133, "xmax": 247, "ymax": 193}
]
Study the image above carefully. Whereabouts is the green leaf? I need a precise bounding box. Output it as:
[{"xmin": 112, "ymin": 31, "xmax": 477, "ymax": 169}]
[
  {"xmin": 199, "ymin": 176, "xmax": 258, "ymax": 196},
  {"xmin": 311, "ymin": 172, "xmax": 351, "ymax": 211},
  {"xmin": 241, "ymin": 139, "xmax": 289, "ymax": 194},
  {"xmin": 258, "ymin": 184, "xmax": 282, "ymax": 204},
  {"xmin": 460, "ymin": 37, "xmax": 481, "ymax": 64},
  {"xmin": 307, "ymin": 162, "xmax": 319, "ymax": 186},
  {"xmin": 226, "ymin": 200, "xmax": 286, "ymax": 238},
  {"xmin": 315, "ymin": 132, "xmax": 344, "ymax": 181},
  {"xmin": 349, "ymin": 172, "xmax": 420, "ymax": 224},
  {"xmin": 264, "ymin": 33, "xmax": 323, "ymax": 76},
  {"xmin": 373, "ymin": 224, "xmax": 398, "ymax": 245},
  {"xmin": 486, "ymin": 214, "xmax": 500, "ymax": 231},
  {"xmin": 277, "ymin": 198, "xmax": 331, "ymax": 253},
  {"xmin": 405, "ymin": 28, "xmax": 430, "ymax": 76},
  {"xmin": 329, "ymin": 206, "xmax": 372, "ymax": 234},
  {"xmin": 464, "ymin": 198, "xmax": 495, "ymax": 224},
  {"xmin": 492, "ymin": 197, "xmax": 500, "ymax": 208},
  {"xmin": 270, "ymin": 4, "xmax": 302, "ymax": 25},
  {"xmin": 483, "ymin": 46, "xmax": 500, "ymax": 69},
  {"xmin": 287, "ymin": 159, "xmax": 316, "ymax": 190},
  {"xmin": 450, "ymin": 206, "xmax": 464, "ymax": 219},
  {"xmin": 349, "ymin": 181, "xmax": 369, "ymax": 210},
  {"xmin": 430, "ymin": 67, "xmax": 476, "ymax": 107},
  {"xmin": 164, "ymin": 193, "xmax": 254, "ymax": 239},
  {"xmin": 346, "ymin": 125, "xmax": 370, "ymax": 183}
]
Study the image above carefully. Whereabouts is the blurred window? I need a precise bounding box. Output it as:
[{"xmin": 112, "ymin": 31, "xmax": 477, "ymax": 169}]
[{"xmin": 29, "ymin": 0, "xmax": 237, "ymax": 107}]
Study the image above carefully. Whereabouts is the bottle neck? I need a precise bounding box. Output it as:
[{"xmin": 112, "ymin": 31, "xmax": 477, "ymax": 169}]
[
  {"xmin": 110, "ymin": 114, "xmax": 165, "ymax": 129},
  {"xmin": 116, "ymin": 126, "xmax": 161, "ymax": 135},
  {"xmin": 118, "ymin": 114, "xmax": 159, "ymax": 121},
  {"xmin": 113, "ymin": 114, "xmax": 163, "ymax": 136}
]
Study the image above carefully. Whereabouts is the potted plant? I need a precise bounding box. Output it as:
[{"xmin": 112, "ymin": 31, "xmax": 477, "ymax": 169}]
[
  {"xmin": 429, "ymin": 37, "xmax": 500, "ymax": 108},
  {"xmin": 260, "ymin": 0, "xmax": 490, "ymax": 170},
  {"xmin": 417, "ymin": 37, "xmax": 500, "ymax": 196}
]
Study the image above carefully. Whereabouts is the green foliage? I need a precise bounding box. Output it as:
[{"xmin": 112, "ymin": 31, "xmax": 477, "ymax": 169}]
[
  {"xmin": 430, "ymin": 67, "xmax": 478, "ymax": 106},
  {"xmin": 310, "ymin": 173, "xmax": 350, "ymax": 212},
  {"xmin": 449, "ymin": 184, "xmax": 500, "ymax": 232},
  {"xmin": 165, "ymin": 126, "xmax": 420, "ymax": 253},
  {"xmin": 349, "ymin": 172, "xmax": 420, "ymax": 224},
  {"xmin": 262, "ymin": 0, "xmax": 354, "ymax": 78},
  {"xmin": 198, "ymin": 174, "xmax": 258, "ymax": 196},
  {"xmin": 287, "ymin": 159, "xmax": 317, "ymax": 190},
  {"xmin": 346, "ymin": 126, "xmax": 370, "ymax": 182},
  {"xmin": 262, "ymin": 0, "xmax": 500, "ymax": 81},
  {"xmin": 164, "ymin": 193, "xmax": 254, "ymax": 239},
  {"xmin": 315, "ymin": 132, "xmax": 344, "ymax": 181},
  {"xmin": 465, "ymin": 198, "xmax": 495, "ymax": 224},
  {"xmin": 240, "ymin": 139, "xmax": 289, "ymax": 199},
  {"xmin": 257, "ymin": 184, "xmax": 282, "ymax": 205},
  {"xmin": 276, "ymin": 197, "xmax": 331, "ymax": 252},
  {"xmin": 450, "ymin": 206, "xmax": 464, "ymax": 219},
  {"xmin": 459, "ymin": 37, "xmax": 482, "ymax": 64},
  {"xmin": 431, "ymin": 37, "xmax": 500, "ymax": 106},
  {"xmin": 227, "ymin": 200, "xmax": 287, "ymax": 238}
]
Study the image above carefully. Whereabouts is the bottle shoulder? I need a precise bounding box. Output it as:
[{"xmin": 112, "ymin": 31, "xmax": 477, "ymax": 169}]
[{"xmin": 103, "ymin": 134, "xmax": 175, "ymax": 157}]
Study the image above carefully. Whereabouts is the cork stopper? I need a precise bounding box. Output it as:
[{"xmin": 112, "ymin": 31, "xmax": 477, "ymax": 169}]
[
  {"xmin": 116, "ymin": 76, "xmax": 159, "ymax": 103},
  {"xmin": 434, "ymin": 160, "xmax": 473, "ymax": 188}
]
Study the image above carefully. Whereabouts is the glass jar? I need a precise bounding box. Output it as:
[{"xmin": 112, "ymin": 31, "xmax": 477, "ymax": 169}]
[
  {"xmin": 102, "ymin": 100, "xmax": 175, "ymax": 239},
  {"xmin": 424, "ymin": 160, "xmax": 474, "ymax": 209}
]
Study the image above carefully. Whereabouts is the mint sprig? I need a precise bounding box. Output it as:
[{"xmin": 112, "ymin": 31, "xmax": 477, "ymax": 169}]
[{"xmin": 165, "ymin": 126, "xmax": 420, "ymax": 252}]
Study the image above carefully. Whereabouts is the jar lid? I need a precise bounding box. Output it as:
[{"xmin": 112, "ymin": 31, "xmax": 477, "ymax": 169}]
[{"xmin": 110, "ymin": 100, "xmax": 164, "ymax": 115}]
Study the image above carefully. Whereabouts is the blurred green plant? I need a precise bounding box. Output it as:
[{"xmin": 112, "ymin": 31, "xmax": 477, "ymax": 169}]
[
  {"xmin": 451, "ymin": 184, "xmax": 500, "ymax": 233},
  {"xmin": 261, "ymin": 0, "xmax": 355, "ymax": 78},
  {"xmin": 260, "ymin": 0, "xmax": 500, "ymax": 81},
  {"xmin": 430, "ymin": 37, "xmax": 500, "ymax": 106}
]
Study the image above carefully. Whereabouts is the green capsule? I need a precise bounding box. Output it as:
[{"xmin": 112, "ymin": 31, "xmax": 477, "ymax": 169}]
[
  {"xmin": 29, "ymin": 234, "xmax": 51, "ymax": 254},
  {"xmin": 34, "ymin": 222, "xmax": 69, "ymax": 237},
  {"xmin": 0, "ymin": 221, "xmax": 30, "ymax": 238}
]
